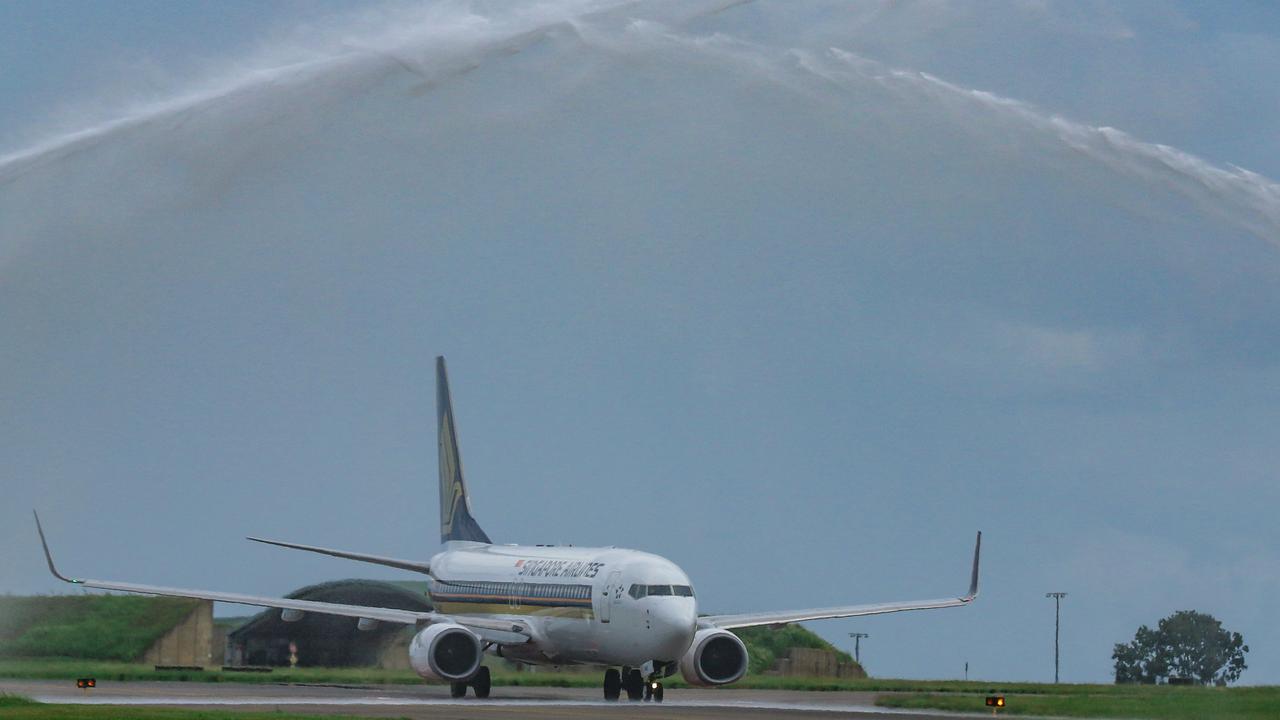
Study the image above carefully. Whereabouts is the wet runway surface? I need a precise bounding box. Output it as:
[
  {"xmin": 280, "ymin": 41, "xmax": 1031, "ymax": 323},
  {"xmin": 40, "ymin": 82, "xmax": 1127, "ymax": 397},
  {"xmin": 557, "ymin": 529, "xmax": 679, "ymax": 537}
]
[{"xmin": 0, "ymin": 679, "xmax": 968, "ymax": 719}]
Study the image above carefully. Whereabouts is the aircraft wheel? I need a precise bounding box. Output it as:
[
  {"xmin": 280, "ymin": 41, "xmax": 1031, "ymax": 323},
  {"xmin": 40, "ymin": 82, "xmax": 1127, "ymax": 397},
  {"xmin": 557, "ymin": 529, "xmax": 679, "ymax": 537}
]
[
  {"xmin": 603, "ymin": 668, "xmax": 622, "ymax": 701},
  {"xmin": 449, "ymin": 681, "xmax": 467, "ymax": 698},
  {"xmin": 472, "ymin": 666, "xmax": 491, "ymax": 699},
  {"xmin": 653, "ymin": 683, "xmax": 664, "ymax": 703},
  {"xmin": 625, "ymin": 669, "xmax": 644, "ymax": 701}
]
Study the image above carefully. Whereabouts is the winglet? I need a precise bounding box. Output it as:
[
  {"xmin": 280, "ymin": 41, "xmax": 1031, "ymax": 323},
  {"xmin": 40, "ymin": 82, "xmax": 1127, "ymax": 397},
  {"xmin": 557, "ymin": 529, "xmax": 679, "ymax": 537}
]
[
  {"xmin": 963, "ymin": 531, "xmax": 981, "ymax": 601},
  {"xmin": 33, "ymin": 511, "xmax": 78, "ymax": 584}
]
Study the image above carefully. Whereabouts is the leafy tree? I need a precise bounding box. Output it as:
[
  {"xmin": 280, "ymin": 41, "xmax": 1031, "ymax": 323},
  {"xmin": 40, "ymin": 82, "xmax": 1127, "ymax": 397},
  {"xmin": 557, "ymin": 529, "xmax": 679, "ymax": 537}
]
[
  {"xmin": 1113, "ymin": 624, "xmax": 1164, "ymax": 684},
  {"xmin": 1113, "ymin": 610, "xmax": 1248, "ymax": 686}
]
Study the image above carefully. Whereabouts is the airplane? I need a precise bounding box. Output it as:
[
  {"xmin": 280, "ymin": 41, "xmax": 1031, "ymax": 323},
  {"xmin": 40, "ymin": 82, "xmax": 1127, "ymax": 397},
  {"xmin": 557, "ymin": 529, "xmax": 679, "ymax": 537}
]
[{"xmin": 34, "ymin": 356, "xmax": 980, "ymax": 703}]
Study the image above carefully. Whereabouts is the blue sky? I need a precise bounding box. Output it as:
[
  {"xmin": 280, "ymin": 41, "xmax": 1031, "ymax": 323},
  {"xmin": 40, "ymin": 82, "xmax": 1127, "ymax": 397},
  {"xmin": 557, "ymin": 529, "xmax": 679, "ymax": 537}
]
[{"xmin": 2, "ymin": 1, "xmax": 1279, "ymax": 685}]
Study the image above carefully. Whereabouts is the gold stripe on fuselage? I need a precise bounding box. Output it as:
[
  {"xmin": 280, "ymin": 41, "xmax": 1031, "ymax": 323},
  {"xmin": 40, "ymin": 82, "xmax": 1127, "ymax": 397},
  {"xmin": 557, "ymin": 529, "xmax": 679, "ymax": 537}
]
[
  {"xmin": 432, "ymin": 593, "xmax": 591, "ymax": 605},
  {"xmin": 432, "ymin": 601, "xmax": 594, "ymax": 619}
]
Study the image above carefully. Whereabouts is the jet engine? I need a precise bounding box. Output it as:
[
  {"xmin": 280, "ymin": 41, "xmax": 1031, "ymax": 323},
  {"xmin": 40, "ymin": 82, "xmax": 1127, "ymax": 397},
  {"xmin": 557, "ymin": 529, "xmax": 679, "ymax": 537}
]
[
  {"xmin": 679, "ymin": 628, "xmax": 749, "ymax": 686},
  {"xmin": 408, "ymin": 623, "xmax": 482, "ymax": 682}
]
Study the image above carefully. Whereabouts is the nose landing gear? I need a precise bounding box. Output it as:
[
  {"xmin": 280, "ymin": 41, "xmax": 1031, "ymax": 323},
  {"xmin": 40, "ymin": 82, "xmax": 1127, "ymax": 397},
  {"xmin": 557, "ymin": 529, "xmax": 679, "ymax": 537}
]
[{"xmin": 644, "ymin": 680, "xmax": 664, "ymax": 703}]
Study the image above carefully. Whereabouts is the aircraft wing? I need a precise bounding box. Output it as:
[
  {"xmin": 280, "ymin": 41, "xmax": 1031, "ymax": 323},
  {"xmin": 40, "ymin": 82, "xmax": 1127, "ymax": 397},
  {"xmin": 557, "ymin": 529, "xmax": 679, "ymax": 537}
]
[
  {"xmin": 703, "ymin": 532, "xmax": 981, "ymax": 630},
  {"xmin": 246, "ymin": 536, "xmax": 431, "ymax": 575},
  {"xmin": 33, "ymin": 512, "xmax": 528, "ymax": 645}
]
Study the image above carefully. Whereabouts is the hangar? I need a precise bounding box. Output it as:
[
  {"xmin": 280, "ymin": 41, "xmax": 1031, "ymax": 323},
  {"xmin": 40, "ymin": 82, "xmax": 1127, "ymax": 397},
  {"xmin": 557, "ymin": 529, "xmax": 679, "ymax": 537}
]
[{"xmin": 226, "ymin": 579, "xmax": 431, "ymax": 668}]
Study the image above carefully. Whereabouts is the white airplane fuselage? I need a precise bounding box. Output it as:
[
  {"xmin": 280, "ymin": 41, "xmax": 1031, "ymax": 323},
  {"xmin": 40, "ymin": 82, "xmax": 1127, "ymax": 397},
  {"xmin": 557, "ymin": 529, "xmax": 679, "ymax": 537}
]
[{"xmin": 429, "ymin": 543, "xmax": 697, "ymax": 667}]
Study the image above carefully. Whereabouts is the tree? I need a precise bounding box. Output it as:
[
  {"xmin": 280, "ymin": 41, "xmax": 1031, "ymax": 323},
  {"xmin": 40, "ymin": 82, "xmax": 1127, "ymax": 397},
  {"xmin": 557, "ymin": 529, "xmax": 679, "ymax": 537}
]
[
  {"xmin": 1113, "ymin": 610, "xmax": 1248, "ymax": 686},
  {"xmin": 1113, "ymin": 624, "xmax": 1164, "ymax": 684}
]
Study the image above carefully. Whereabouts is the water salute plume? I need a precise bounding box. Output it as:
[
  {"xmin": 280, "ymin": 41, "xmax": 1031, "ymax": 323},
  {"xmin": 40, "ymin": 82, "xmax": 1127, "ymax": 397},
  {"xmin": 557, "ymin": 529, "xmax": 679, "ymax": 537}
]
[{"xmin": 2, "ymin": 0, "xmax": 1277, "ymax": 252}]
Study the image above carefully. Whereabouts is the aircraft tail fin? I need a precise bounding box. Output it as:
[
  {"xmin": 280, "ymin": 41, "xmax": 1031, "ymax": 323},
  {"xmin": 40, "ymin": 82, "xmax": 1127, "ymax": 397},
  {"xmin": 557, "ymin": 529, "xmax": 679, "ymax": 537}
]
[{"xmin": 437, "ymin": 356, "xmax": 492, "ymax": 545}]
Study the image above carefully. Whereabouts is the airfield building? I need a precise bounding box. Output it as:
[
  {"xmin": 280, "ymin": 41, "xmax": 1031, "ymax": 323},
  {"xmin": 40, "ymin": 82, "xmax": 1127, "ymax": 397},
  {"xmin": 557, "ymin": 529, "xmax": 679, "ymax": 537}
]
[{"xmin": 225, "ymin": 579, "xmax": 432, "ymax": 668}]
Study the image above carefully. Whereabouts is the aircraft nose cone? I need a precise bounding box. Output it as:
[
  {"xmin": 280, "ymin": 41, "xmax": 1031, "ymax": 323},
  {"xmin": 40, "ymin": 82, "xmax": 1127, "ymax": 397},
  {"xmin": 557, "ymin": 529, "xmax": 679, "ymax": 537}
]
[{"xmin": 651, "ymin": 600, "xmax": 697, "ymax": 659}]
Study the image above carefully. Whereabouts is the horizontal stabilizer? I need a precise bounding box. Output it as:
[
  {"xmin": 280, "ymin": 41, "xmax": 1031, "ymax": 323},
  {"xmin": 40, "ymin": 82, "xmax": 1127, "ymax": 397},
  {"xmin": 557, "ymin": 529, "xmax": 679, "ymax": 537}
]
[{"xmin": 246, "ymin": 536, "xmax": 431, "ymax": 575}]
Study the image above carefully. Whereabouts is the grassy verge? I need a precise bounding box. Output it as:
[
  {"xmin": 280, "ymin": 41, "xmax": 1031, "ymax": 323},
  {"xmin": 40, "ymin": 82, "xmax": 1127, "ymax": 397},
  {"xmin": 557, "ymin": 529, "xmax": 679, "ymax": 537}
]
[
  {"xmin": 0, "ymin": 658, "xmax": 1056, "ymax": 692},
  {"xmin": 0, "ymin": 658, "xmax": 872, "ymax": 690},
  {"xmin": 1, "ymin": 695, "xmax": 404, "ymax": 720},
  {"xmin": 0, "ymin": 659, "xmax": 425, "ymax": 685},
  {"xmin": 877, "ymin": 685, "xmax": 1280, "ymax": 720},
  {"xmin": 8, "ymin": 657, "xmax": 1280, "ymax": 720}
]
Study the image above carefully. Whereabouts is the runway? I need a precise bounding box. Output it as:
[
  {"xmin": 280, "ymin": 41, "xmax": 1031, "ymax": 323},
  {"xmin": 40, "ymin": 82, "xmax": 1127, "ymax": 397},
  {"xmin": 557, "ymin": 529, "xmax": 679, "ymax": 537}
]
[{"xmin": 0, "ymin": 679, "xmax": 968, "ymax": 719}]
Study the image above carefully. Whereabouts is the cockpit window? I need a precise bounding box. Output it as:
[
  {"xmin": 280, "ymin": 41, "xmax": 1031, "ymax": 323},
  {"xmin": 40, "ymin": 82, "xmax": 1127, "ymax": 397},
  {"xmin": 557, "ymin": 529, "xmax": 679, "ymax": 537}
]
[{"xmin": 628, "ymin": 584, "xmax": 694, "ymax": 598}]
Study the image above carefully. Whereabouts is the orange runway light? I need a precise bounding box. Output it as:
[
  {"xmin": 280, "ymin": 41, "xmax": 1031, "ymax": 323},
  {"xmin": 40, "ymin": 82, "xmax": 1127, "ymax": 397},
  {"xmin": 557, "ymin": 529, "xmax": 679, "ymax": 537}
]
[
  {"xmin": 985, "ymin": 695, "xmax": 1005, "ymax": 707},
  {"xmin": 76, "ymin": 678, "xmax": 96, "ymax": 689}
]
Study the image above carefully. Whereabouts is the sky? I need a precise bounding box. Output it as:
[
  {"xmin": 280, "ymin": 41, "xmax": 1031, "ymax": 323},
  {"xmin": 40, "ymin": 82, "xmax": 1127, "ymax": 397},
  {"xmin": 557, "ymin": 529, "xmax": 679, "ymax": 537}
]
[{"xmin": 2, "ymin": 0, "xmax": 1279, "ymax": 685}]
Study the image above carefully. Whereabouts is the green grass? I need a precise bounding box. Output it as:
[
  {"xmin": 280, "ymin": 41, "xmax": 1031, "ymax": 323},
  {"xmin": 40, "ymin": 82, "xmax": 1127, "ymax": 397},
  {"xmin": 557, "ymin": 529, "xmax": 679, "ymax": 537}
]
[
  {"xmin": 0, "ymin": 596, "xmax": 200, "ymax": 661},
  {"xmin": 0, "ymin": 659, "xmax": 425, "ymax": 685},
  {"xmin": 877, "ymin": 684, "xmax": 1280, "ymax": 720},
  {"xmin": 0, "ymin": 695, "xmax": 405, "ymax": 720},
  {"xmin": 0, "ymin": 657, "xmax": 1151, "ymax": 693},
  {"xmin": 8, "ymin": 662, "xmax": 1280, "ymax": 720},
  {"xmin": 0, "ymin": 658, "xmax": 895, "ymax": 690},
  {"xmin": 14, "ymin": 656, "xmax": 1278, "ymax": 720}
]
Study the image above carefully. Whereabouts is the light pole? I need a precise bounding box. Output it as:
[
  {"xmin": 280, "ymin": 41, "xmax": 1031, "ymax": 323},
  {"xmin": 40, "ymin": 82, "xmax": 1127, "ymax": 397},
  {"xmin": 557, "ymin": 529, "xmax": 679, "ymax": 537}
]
[
  {"xmin": 848, "ymin": 632, "xmax": 869, "ymax": 666},
  {"xmin": 1046, "ymin": 592, "xmax": 1067, "ymax": 683}
]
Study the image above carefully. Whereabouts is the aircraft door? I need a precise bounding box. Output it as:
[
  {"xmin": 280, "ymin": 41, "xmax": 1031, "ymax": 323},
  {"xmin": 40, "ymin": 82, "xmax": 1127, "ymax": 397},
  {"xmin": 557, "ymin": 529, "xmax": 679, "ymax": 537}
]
[
  {"xmin": 600, "ymin": 570, "xmax": 622, "ymax": 623},
  {"xmin": 508, "ymin": 575, "xmax": 520, "ymax": 610}
]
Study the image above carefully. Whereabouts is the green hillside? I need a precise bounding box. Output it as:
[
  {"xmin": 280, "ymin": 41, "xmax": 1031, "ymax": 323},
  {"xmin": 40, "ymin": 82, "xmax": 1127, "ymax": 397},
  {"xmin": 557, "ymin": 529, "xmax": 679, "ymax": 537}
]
[
  {"xmin": 732, "ymin": 624, "xmax": 858, "ymax": 675},
  {"xmin": 0, "ymin": 593, "xmax": 853, "ymax": 674},
  {"xmin": 0, "ymin": 595, "xmax": 200, "ymax": 661}
]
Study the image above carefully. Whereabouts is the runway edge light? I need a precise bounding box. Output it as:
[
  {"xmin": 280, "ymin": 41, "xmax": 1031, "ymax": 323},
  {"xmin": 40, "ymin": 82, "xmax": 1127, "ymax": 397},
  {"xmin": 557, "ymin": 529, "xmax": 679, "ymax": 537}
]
[
  {"xmin": 985, "ymin": 695, "xmax": 1005, "ymax": 707},
  {"xmin": 76, "ymin": 678, "xmax": 96, "ymax": 689}
]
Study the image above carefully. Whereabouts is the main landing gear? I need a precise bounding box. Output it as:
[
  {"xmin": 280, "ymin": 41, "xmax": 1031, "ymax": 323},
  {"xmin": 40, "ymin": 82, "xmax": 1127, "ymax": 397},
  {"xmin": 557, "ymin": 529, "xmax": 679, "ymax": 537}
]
[
  {"xmin": 624, "ymin": 668, "xmax": 643, "ymax": 701},
  {"xmin": 603, "ymin": 668, "xmax": 621, "ymax": 701},
  {"xmin": 450, "ymin": 666, "xmax": 491, "ymax": 699},
  {"xmin": 603, "ymin": 668, "xmax": 662, "ymax": 703}
]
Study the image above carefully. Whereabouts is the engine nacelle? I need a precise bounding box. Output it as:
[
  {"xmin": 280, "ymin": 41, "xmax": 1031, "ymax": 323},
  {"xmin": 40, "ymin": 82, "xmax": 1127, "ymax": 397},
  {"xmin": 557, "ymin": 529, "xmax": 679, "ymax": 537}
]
[
  {"xmin": 679, "ymin": 629, "xmax": 749, "ymax": 687},
  {"xmin": 408, "ymin": 623, "xmax": 482, "ymax": 682}
]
